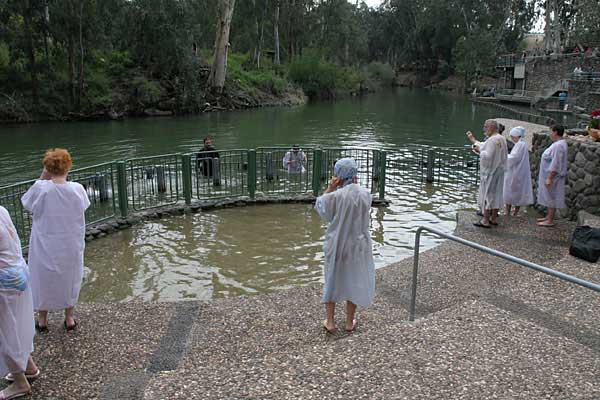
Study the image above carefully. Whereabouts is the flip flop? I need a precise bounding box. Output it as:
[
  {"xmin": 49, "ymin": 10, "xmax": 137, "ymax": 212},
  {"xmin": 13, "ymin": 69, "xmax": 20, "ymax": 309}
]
[
  {"xmin": 4, "ymin": 369, "xmax": 40, "ymax": 382},
  {"xmin": 536, "ymin": 217, "xmax": 548, "ymax": 222},
  {"xmin": 489, "ymin": 221, "xmax": 498, "ymax": 226},
  {"xmin": 0, "ymin": 388, "xmax": 32, "ymax": 400},
  {"xmin": 35, "ymin": 321, "xmax": 48, "ymax": 333},
  {"xmin": 64, "ymin": 320, "xmax": 78, "ymax": 331},
  {"xmin": 473, "ymin": 221, "xmax": 491, "ymax": 229},
  {"xmin": 322, "ymin": 321, "xmax": 336, "ymax": 334},
  {"xmin": 345, "ymin": 319, "xmax": 358, "ymax": 333},
  {"xmin": 537, "ymin": 222, "xmax": 555, "ymax": 227}
]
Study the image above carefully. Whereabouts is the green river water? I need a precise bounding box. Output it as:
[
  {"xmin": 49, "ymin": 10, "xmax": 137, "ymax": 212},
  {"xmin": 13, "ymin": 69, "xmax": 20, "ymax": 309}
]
[{"xmin": 0, "ymin": 88, "xmax": 520, "ymax": 301}]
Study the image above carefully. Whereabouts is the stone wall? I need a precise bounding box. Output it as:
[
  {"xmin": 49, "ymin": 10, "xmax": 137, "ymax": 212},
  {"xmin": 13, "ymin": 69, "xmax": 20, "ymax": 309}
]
[
  {"xmin": 530, "ymin": 132, "xmax": 600, "ymax": 220},
  {"xmin": 525, "ymin": 54, "xmax": 600, "ymax": 94}
]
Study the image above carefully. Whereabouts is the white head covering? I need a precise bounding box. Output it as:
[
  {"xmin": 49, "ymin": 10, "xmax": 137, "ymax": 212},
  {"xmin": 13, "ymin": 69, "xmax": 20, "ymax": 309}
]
[
  {"xmin": 509, "ymin": 126, "xmax": 526, "ymax": 139},
  {"xmin": 334, "ymin": 158, "xmax": 358, "ymax": 187}
]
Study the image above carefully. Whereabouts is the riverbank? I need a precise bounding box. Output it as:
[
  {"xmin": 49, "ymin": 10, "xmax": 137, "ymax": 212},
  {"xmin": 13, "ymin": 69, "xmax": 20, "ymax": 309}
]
[
  {"xmin": 9, "ymin": 211, "xmax": 599, "ymax": 399},
  {"xmin": 0, "ymin": 53, "xmax": 397, "ymax": 124}
]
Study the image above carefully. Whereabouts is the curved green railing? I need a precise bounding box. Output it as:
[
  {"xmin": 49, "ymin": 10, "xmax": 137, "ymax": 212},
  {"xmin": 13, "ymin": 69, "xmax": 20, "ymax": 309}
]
[{"xmin": 0, "ymin": 145, "xmax": 479, "ymax": 248}]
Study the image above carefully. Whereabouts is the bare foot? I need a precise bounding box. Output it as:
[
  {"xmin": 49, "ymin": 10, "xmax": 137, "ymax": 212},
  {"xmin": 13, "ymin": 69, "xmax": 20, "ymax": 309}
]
[
  {"xmin": 512, "ymin": 210, "xmax": 519, "ymax": 216},
  {"xmin": 322, "ymin": 320, "xmax": 336, "ymax": 333},
  {"xmin": 537, "ymin": 221, "xmax": 555, "ymax": 227}
]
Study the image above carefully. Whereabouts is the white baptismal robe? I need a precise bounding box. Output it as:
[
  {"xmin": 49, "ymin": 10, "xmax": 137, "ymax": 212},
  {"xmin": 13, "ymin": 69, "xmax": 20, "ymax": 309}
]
[
  {"xmin": 0, "ymin": 206, "xmax": 34, "ymax": 375},
  {"xmin": 478, "ymin": 134, "xmax": 508, "ymax": 211},
  {"xmin": 537, "ymin": 139, "xmax": 569, "ymax": 209},
  {"xmin": 315, "ymin": 184, "xmax": 375, "ymax": 308},
  {"xmin": 22, "ymin": 180, "xmax": 90, "ymax": 310},
  {"xmin": 503, "ymin": 140, "xmax": 534, "ymax": 206}
]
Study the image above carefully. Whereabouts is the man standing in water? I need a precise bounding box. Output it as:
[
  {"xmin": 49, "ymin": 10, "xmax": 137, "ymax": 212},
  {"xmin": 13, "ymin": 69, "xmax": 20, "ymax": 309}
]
[
  {"xmin": 467, "ymin": 119, "xmax": 508, "ymax": 228},
  {"xmin": 196, "ymin": 136, "xmax": 220, "ymax": 183},
  {"xmin": 282, "ymin": 144, "xmax": 307, "ymax": 174}
]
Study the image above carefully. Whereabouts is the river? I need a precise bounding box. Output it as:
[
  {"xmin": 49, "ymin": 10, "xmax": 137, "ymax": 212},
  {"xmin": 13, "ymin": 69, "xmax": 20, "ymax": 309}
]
[{"xmin": 0, "ymin": 88, "xmax": 514, "ymax": 301}]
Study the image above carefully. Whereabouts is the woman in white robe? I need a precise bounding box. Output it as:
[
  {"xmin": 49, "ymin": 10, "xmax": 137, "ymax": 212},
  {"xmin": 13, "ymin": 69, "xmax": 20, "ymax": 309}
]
[
  {"xmin": 21, "ymin": 148, "xmax": 90, "ymax": 331},
  {"xmin": 467, "ymin": 119, "xmax": 508, "ymax": 228},
  {"xmin": 504, "ymin": 126, "xmax": 534, "ymax": 216},
  {"xmin": 0, "ymin": 206, "xmax": 40, "ymax": 400},
  {"xmin": 315, "ymin": 158, "xmax": 375, "ymax": 333},
  {"xmin": 537, "ymin": 125, "xmax": 569, "ymax": 227}
]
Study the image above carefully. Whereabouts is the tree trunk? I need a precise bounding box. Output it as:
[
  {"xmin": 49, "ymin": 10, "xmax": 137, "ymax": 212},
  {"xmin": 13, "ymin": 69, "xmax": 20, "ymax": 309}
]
[
  {"xmin": 273, "ymin": 0, "xmax": 280, "ymax": 65},
  {"xmin": 256, "ymin": 0, "xmax": 267, "ymax": 68},
  {"xmin": 23, "ymin": 0, "xmax": 39, "ymax": 106},
  {"xmin": 209, "ymin": 0, "xmax": 236, "ymax": 93},
  {"xmin": 76, "ymin": 0, "xmax": 84, "ymax": 110},
  {"xmin": 68, "ymin": 35, "xmax": 76, "ymax": 108},
  {"xmin": 43, "ymin": 0, "xmax": 51, "ymax": 72},
  {"xmin": 552, "ymin": 0, "xmax": 561, "ymax": 54}
]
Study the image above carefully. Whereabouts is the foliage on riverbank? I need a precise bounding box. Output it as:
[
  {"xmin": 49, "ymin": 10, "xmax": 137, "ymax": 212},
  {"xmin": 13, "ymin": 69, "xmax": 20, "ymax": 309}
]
[{"xmin": 0, "ymin": 45, "xmax": 395, "ymax": 123}]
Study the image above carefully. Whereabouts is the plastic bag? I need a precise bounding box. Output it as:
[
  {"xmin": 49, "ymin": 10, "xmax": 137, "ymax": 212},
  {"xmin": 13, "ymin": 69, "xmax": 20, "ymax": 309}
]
[{"xmin": 569, "ymin": 225, "xmax": 600, "ymax": 263}]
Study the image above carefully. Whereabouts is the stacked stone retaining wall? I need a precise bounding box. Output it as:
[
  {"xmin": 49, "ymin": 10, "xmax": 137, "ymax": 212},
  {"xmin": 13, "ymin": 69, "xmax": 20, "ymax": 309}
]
[
  {"xmin": 525, "ymin": 55, "xmax": 600, "ymax": 94},
  {"xmin": 530, "ymin": 131, "xmax": 600, "ymax": 219}
]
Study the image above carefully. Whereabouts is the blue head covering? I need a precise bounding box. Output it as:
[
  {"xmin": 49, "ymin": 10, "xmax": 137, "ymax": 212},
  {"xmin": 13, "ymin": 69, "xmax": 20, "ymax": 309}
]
[
  {"xmin": 334, "ymin": 158, "xmax": 358, "ymax": 187},
  {"xmin": 509, "ymin": 126, "xmax": 526, "ymax": 139}
]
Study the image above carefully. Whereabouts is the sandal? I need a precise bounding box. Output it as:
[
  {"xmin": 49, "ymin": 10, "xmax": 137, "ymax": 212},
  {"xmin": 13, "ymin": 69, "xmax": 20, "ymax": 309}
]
[
  {"xmin": 345, "ymin": 319, "xmax": 358, "ymax": 333},
  {"xmin": 473, "ymin": 221, "xmax": 491, "ymax": 229},
  {"xmin": 35, "ymin": 321, "xmax": 48, "ymax": 333},
  {"xmin": 64, "ymin": 320, "xmax": 78, "ymax": 331},
  {"xmin": 4, "ymin": 369, "xmax": 40, "ymax": 382},
  {"xmin": 322, "ymin": 320, "xmax": 337, "ymax": 334},
  {"xmin": 0, "ymin": 388, "xmax": 32, "ymax": 400},
  {"xmin": 489, "ymin": 221, "xmax": 498, "ymax": 226}
]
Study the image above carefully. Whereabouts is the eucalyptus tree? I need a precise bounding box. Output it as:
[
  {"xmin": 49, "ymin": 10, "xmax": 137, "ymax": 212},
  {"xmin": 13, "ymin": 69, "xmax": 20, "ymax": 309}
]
[{"xmin": 209, "ymin": 0, "xmax": 236, "ymax": 92}]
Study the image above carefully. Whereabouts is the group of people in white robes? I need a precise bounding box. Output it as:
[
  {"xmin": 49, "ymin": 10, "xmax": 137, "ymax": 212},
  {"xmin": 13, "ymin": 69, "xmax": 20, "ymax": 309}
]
[
  {"xmin": 467, "ymin": 120, "xmax": 569, "ymax": 228},
  {"xmin": 1, "ymin": 148, "xmax": 89, "ymax": 399}
]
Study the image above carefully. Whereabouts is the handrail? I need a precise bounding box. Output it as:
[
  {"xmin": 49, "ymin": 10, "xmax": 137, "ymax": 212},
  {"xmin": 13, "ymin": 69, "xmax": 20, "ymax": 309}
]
[{"xmin": 408, "ymin": 226, "xmax": 600, "ymax": 321}]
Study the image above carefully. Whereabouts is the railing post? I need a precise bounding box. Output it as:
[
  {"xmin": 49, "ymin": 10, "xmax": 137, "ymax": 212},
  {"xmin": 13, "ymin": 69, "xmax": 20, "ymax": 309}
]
[
  {"xmin": 409, "ymin": 228, "xmax": 422, "ymax": 321},
  {"xmin": 372, "ymin": 149, "xmax": 380, "ymax": 183},
  {"xmin": 182, "ymin": 154, "xmax": 192, "ymax": 205},
  {"xmin": 247, "ymin": 149, "xmax": 256, "ymax": 199},
  {"xmin": 312, "ymin": 148, "xmax": 323, "ymax": 197},
  {"xmin": 426, "ymin": 148, "xmax": 435, "ymax": 183},
  {"xmin": 116, "ymin": 161, "xmax": 128, "ymax": 217},
  {"xmin": 378, "ymin": 150, "xmax": 386, "ymax": 201}
]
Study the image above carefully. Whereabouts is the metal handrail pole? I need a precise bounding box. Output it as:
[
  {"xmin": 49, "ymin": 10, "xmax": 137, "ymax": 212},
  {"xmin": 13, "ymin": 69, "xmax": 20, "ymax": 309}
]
[{"xmin": 409, "ymin": 226, "xmax": 600, "ymax": 321}]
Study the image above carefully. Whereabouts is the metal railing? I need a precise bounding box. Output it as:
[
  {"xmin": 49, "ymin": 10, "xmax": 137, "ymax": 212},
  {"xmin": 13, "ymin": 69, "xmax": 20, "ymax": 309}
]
[
  {"xmin": 408, "ymin": 226, "xmax": 600, "ymax": 321},
  {"xmin": 0, "ymin": 145, "xmax": 480, "ymax": 248}
]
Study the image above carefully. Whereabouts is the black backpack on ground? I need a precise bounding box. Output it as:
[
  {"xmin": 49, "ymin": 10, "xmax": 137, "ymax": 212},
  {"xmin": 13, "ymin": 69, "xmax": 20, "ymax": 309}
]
[{"xmin": 569, "ymin": 225, "xmax": 600, "ymax": 263}]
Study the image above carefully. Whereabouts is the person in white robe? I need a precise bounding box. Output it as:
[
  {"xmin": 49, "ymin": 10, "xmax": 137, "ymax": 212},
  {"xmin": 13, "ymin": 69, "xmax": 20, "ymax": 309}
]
[
  {"xmin": 537, "ymin": 125, "xmax": 569, "ymax": 227},
  {"xmin": 315, "ymin": 158, "xmax": 375, "ymax": 333},
  {"xmin": 282, "ymin": 145, "xmax": 307, "ymax": 174},
  {"xmin": 0, "ymin": 206, "xmax": 40, "ymax": 400},
  {"xmin": 21, "ymin": 148, "xmax": 90, "ymax": 331},
  {"xmin": 467, "ymin": 119, "xmax": 508, "ymax": 228},
  {"xmin": 503, "ymin": 126, "xmax": 534, "ymax": 216}
]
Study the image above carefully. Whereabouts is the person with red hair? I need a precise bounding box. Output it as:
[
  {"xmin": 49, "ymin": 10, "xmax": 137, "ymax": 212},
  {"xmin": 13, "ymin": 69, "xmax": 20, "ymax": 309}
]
[{"xmin": 21, "ymin": 149, "xmax": 90, "ymax": 332}]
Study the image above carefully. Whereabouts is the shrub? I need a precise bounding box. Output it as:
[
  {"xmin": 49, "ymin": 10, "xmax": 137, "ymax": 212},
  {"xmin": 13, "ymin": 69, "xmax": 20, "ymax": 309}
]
[{"xmin": 366, "ymin": 62, "xmax": 395, "ymax": 85}]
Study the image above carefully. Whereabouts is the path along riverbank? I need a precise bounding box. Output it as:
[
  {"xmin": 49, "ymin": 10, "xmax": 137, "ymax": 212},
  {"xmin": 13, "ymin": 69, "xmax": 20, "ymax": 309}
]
[{"xmin": 6, "ymin": 211, "xmax": 599, "ymax": 399}]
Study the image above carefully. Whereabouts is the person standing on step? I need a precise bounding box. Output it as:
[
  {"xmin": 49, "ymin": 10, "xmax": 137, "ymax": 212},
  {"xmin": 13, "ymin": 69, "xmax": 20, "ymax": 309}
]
[
  {"xmin": 536, "ymin": 125, "xmax": 568, "ymax": 227},
  {"xmin": 21, "ymin": 148, "xmax": 90, "ymax": 332},
  {"xmin": 0, "ymin": 205, "xmax": 40, "ymax": 400},
  {"xmin": 466, "ymin": 119, "xmax": 508, "ymax": 228},
  {"xmin": 504, "ymin": 126, "xmax": 534, "ymax": 216},
  {"xmin": 315, "ymin": 158, "xmax": 375, "ymax": 334}
]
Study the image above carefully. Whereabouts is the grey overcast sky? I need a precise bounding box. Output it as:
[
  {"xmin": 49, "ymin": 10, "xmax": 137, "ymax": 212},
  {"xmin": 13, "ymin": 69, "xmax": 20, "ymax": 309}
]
[{"xmin": 362, "ymin": 0, "xmax": 383, "ymax": 7}]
